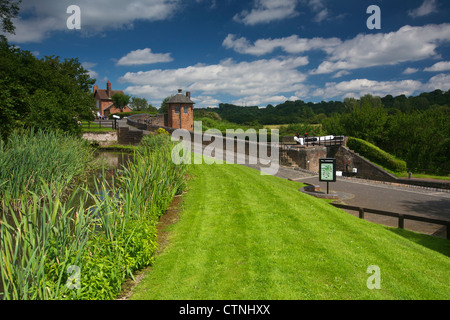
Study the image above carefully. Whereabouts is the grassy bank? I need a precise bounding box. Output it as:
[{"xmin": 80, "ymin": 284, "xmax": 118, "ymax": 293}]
[{"xmin": 131, "ymin": 158, "xmax": 450, "ymax": 300}]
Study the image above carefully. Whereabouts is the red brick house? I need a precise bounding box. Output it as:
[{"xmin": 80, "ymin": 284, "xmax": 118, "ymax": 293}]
[
  {"xmin": 167, "ymin": 89, "xmax": 194, "ymax": 130},
  {"xmin": 93, "ymin": 81, "xmax": 132, "ymax": 118}
]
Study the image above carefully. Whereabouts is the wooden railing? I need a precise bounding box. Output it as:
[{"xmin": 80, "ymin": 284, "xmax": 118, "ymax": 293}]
[
  {"xmin": 330, "ymin": 203, "xmax": 450, "ymax": 239},
  {"xmin": 88, "ymin": 120, "xmax": 118, "ymax": 130}
]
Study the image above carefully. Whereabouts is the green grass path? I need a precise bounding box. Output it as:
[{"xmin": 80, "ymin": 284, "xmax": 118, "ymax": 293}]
[{"xmin": 131, "ymin": 161, "xmax": 450, "ymax": 299}]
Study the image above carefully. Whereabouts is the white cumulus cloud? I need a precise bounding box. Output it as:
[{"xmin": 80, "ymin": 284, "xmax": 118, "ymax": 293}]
[
  {"xmin": 233, "ymin": 0, "xmax": 299, "ymax": 25},
  {"xmin": 311, "ymin": 23, "xmax": 450, "ymax": 74},
  {"xmin": 408, "ymin": 0, "xmax": 439, "ymax": 18},
  {"xmin": 312, "ymin": 79, "xmax": 423, "ymax": 100},
  {"xmin": 424, "ymin": 61, "xmax": 450, "ymax": 72},
  {"xmin": 117, "ymin": 48, "xmax": 173, "ymax": 66},
  {"xmin": 120, "ymin": 56, "xmax": 309, "ymax": 107},
  {"xmin": 6, "ymin": 0, "xmax": 180, "ymax": 43},
  {"xmin": 223, "ymin": 34, "xmax": 341, "ymax": 56}
]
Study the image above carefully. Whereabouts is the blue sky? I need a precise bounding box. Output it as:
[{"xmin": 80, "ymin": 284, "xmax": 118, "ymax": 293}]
[{"xmin": 5, "ymin": 0, "xmax": 450, "ymax": 108}]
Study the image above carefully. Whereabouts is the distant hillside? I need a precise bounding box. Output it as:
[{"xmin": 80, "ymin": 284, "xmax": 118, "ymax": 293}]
[{"xmin": 204, "ymin": 89, "xmax": 450, "ymax": 126}]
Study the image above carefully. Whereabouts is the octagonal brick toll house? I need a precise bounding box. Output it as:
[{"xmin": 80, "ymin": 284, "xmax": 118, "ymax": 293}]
[{"xmin": 167, "ymin": 89, "xmax": 195, "ymax": 131}]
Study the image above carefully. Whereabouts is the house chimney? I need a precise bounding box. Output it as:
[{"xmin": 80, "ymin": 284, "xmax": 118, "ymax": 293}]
[
  {"xmin": 186, "ymin": 91, "xmax": 191, "ymax": 99},
  {"xmin": 107, "ymin": 81, "xmax": 111, "ymax": 96},
  {"xmin": 178, "ymin": 89, "xmax": 182, "ymax": 94},
  {"xmin": 93, "ymin": 85, "xmax": 98, "ymax": 93}
]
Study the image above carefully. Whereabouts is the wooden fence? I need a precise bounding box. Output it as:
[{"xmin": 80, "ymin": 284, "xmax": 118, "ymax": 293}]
[
  {"xmin": 330, "ymin": 203, "xmax": 450, "ymax": 239},
  {"xmin": 86, "ymin": 120, "xmax": 118, "ymax": 130}
]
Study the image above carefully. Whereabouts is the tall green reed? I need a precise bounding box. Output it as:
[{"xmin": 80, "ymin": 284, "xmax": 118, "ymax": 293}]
[
  {"xmin": 0, "ymin": 129, "xmax": 94, "ymax": 199},
  {"xmin": 0, "ymin": 182, "xmax": 94, "ymax": 299},
  {"xmin": 1, "ymin": 129, "xmax": 188, "ymax": 300}
]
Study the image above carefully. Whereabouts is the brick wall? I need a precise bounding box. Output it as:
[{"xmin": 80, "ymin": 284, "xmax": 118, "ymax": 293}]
[
  {"xmin": 168, "ymin": 105, "xmax": 194, "ymax": 131},
  {"xmin": 118, "ymin": 127, "xmax": 143, "ymax": 145}
]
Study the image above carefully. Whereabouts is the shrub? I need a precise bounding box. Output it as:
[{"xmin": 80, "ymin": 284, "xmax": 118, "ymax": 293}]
[{"xmin": 347, "ymin": 137, "xmax": 407, "ymax": 173}]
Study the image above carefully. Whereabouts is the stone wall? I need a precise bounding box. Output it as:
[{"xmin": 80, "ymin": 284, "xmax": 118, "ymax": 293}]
[
  {"xmin": 327, "ymin": 145, "xmax": 398, "ymax": 182},
  {"xmin": 82, "ymin": 131, "xmax": 117, "ymax": 146},
  {"xmin": 281, "ymin": 146, "xmax": 327, "ymax": 172}
]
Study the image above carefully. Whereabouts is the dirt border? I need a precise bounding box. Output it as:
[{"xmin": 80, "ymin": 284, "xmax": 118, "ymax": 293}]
[{"xmin": 116, "ymin": 194, "xmax": 184, "ymax": 300}]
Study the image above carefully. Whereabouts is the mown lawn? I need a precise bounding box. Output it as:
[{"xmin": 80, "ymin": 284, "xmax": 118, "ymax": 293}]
[
  {"xmin": 130, "ymin": 159, "xmax": 450, "ymax": 300},
  {"xmin": 80, "ymin": 121, "xmax": 115, "ymax": 132}
]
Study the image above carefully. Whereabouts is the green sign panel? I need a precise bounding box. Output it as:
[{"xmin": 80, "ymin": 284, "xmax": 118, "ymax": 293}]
[{"xmin": 319, "ymin": 158, "xmax": 336, "ymax": 182}]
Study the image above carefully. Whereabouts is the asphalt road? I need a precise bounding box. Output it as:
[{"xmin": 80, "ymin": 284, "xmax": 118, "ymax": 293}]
[{"xmin": 272, "ymin": 168, "xmax": 450, "ymax": 238}]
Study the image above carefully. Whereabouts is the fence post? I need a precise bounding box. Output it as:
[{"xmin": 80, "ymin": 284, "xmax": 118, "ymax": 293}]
[
  {"xmin": 398, "ymin": 214, "xmax": 404, "ymax": 229},
  {"xmin": 358, "ymin": 207, "xmax": 365, "ymax": 219}
]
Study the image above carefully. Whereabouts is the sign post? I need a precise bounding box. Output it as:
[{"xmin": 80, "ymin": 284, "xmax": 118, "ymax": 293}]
[{"xmin": 319, "ymin": 158, "xmax": 336, "ymax": 194}]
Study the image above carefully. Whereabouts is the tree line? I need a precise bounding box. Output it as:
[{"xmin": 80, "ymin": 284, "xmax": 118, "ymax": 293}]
[{"xmin": 210, "ymin": 90, "xmax": 450, "ymax": 126}]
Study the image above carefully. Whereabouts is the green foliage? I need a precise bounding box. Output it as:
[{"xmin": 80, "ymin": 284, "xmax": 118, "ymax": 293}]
[
  {"xmin": 0, "ymin": 129, "xmax": 94, "ymax": 199},
  {"xmin": 382, "ymin": 106, "xmax": 450, "ymax": 174},
  {"xmin": 0, "ymin": 38, "xmax": 96, "ymax": 139},
  {"xmin": 159, "ymin": 95, "xmax": 173, "ymax": 114},
  {"xmin": 111, "ymin": 93, "xmax": 131, "ymax": 113},
  {"xmin": 139, "ymin": 129, "xmax": 171, "ymax": 152},
  {"xmin": 338, "ymin": 95, "xmax": 388, "ymax": 144},
  {"xmin": 194, "ymin": 109, "xmax": 222, "ymax": 121},
  {"xmin": 0, "ymin": 130, "xmax": 187, "ymax": 300},
  {"xmin": 347, "ymin": 137, "xmax": 407, "ymax": 173},
  {"xmin": 197, "ymin": 117, "xmax": 263, "ymax": 132},
  {"xmin": 129, "ymin": 96, "xmax": 157, "ymax": 113},
  {"xmin": 278, "ymin": 123, "xmax": 326, "ymax": 137},
  {"xmin": 0, "ymin": 0, "xmax": 21, "ymax": 34},
  {"xmin": 213, "ymin": 100, "xmax": 346, "ymax": 125}
]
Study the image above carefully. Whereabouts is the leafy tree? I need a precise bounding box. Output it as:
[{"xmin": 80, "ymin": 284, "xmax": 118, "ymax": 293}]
[
  {"xmin": 0, "ymin": 38, "xmax": 95, "ymax": 138},
  {"xmin": 0, "ymin": 0, "xmax": 21, "ymax": 34},
  {"xmin": 159, "ymin": 95, "xmax": 173, "ymax": 114},
  {"xmin": 129, "ymin": 96, "xmax": 157, "ymax": 113},
  {"xmin": 129, "ymin": 97, "xmax": 148, "ymax": 111},
  {"xmin": 111, "ymin": 93, "xmax": 131, "ymax": 113}
]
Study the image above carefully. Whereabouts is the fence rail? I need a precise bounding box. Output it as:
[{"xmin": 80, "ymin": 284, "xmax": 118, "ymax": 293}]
[
  {"xmin": 330, "ymin": 203, "xmax": 450, "ymax": 239},
  {"xmin": 281, "ymin": 135, "xmax": 345, "ymax": 148},
  {"xmin": 304, "ymin": 135, "xmax": 345, "ymax": 147},
  {"xmin": 87, "ymin": 120, "xmax": 118, "ymax": 130}
]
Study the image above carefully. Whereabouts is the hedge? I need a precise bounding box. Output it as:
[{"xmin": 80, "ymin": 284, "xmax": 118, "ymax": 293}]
[{"xmin": 347, "ymin": 137, "xmax": 407, "ymax": 173}]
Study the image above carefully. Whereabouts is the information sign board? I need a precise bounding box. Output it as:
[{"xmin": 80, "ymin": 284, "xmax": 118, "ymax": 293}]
[{"xmin": 319, "ymin": 158, "xmax": 336, "ymax": 182}]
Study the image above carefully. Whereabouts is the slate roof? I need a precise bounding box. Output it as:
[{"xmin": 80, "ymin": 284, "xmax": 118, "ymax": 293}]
[
  {"xmin": 167, "ymin": 90, "xmax": 195, "ymax": 104},
  {"xmin": 94, "ymin": 89, "xmax": 125, "ymax": 101}
]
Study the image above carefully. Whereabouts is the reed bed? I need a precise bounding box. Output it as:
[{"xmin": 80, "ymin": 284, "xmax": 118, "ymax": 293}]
[
  {"xmin": 0, "ymin": 129, "xmax": 94, "ymax": 199},
  {"xmin": 0, "ymin": 130, "xmax": 187, "ymax": 300}
]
